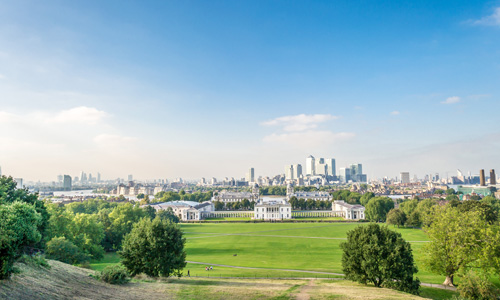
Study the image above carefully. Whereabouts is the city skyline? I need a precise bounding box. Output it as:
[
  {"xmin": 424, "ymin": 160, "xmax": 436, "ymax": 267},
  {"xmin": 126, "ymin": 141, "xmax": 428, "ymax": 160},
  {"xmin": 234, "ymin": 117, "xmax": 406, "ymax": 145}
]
[{"xmin": 1, "ymin": 1, "xmax": 500, "ymax": 181}]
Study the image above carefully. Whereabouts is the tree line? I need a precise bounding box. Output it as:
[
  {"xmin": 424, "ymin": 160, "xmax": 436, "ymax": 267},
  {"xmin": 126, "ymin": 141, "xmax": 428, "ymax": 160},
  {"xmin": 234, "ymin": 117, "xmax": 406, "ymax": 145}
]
[{"xmin": 0, "ymin": 176, "xmax": 184, "ymax": 280}]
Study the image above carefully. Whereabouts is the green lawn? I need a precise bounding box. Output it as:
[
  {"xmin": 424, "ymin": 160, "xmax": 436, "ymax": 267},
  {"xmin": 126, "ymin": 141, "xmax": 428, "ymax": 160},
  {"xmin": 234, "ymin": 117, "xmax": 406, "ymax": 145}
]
[{"xmin": 90, "ymin": 223, "xmax": 465, "ymax": 286}]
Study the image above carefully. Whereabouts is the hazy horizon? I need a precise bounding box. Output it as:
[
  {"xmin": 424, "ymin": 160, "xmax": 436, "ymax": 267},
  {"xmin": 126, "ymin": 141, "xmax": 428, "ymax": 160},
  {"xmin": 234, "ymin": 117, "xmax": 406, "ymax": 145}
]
[{"xmin": 1, "ymin": 1, "xmax": 500, "ymax": 182}]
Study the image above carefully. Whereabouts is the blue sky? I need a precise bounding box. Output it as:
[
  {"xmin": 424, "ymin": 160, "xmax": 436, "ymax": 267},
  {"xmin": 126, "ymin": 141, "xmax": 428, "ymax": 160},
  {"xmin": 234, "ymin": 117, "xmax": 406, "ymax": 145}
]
[{"xmin": 1, "ymin": 0, "xmax": 500, "ymax": 181}]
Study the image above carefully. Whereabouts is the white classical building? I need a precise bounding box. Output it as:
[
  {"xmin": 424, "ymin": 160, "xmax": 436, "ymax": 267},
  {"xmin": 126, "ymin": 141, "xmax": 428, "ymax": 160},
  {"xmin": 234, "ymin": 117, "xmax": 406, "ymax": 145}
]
[
  {"xmin": 332, "ymin": 200, "xmax": 365, "ymax": 220},
  {"xmin": 147, "ymin": 200, "xmax": 214, "ymax": 221},
  {"xmin": 254, "ymin": 197, "xmax": 292, "ymax": 220}
]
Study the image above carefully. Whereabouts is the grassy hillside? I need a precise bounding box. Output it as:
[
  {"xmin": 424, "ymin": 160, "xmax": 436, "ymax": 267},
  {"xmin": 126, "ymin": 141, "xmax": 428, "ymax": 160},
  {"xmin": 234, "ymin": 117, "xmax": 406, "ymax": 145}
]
[{"xmin": 0, "ymin": 259, "xmax": 457, "ymax": 300}]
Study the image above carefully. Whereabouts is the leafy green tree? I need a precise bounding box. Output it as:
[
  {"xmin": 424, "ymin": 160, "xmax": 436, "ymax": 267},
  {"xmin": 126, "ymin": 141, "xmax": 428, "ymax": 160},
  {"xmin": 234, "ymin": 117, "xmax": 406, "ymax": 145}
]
[
  {"xmin": 69, "ymin": 213, "xmax": 105, "ymax": 260},
  {"xmin": 445, "ymin": 189, "xmax": 456, "ymax": 195},
  {"xmin": 157, "ymin": 208, "xmax": 180, "ymax": 223},
  {"xmin": 458, "ymin": 200, "xmax": 498, "ymax": 224},
  {"xmin": 214, "ymin": 201, "xmax": 224, "ymax": 211},
  {"xmin": 108, "ymin": 203, "xmax": 146, "ymax": 249},
  {"xmin": 340, "ymin": 224, "xmax": 420, "ymax": 294},
  {"xmin": 0, "ymin": 176, "xmax": 49, "ymax": 244},
  {"xmin": 365, "ymin": 197, "xmax": 394, "ymax": 222},
  {"xmin": 120, "ymin": 217, "xmax": 186, "ymax": 277},
  {"xmin": 457, "ymin": 271, "xmax": 499, "ymax": 300},
  {"xmin": 445, "ymin": 194, "xmax": 459, "ymax": 201},
  {"xmin": 289, "ymin": 197, "xmax": 298, "ymax": 210},
  {"xmin": 423, "ymin": 205, "xmax": 496, "ymax": 286},
  {"xmin": 360, "ymin": 192, "xmax": 375, "ymax": 206},
  {"xmin": 0, "ymin": 201, "xmax": 42, "ymax": 279},
  {"xmin": 386, "ymin": 208, "xmax": 406, "ymax": 227},
  {"xmin": 306, "ymin": 199, "xmax": 315, "ymax": 210},
  {"xmin": 45, "ymin": 237, "xmax": 90, "ymax": 264}
]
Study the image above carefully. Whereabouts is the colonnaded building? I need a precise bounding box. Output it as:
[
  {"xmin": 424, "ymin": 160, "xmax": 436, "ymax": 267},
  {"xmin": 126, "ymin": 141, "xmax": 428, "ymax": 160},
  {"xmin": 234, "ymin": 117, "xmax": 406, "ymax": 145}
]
[{"xmin": 145, "ymin": 189, "xmax": 365, "ymax": 221}]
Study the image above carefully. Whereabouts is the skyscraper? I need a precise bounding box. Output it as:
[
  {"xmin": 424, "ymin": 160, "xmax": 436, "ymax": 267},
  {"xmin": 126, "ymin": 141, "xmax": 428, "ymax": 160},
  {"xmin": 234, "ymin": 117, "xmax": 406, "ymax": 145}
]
[
  {"xmin": 306, "ymin": 155, "xmax": 315, "ymax": 175},
  {"xmin": 315, "ymin": 158, "xmax": 327, "ymax": 176},
  {"xmin": 293, "ymin": 164, "xmax": 302, "ymax": 179},
  {"xmin": 97, "ymin": 172, "xmax": 101, "ymax": 183},
  {"xmin": 128, "ymin": 174, "xmax": 133, "ymax": 181},
  {"xmin": 339, "ymin": 168, "xmax": 351, "ymax": 183},
  {"xmin": 325, "ymin": 158, "xmax": 336, "ymax": 176},
  {"xmin": 285, "ymin": 165, "xmax": 294, "ymax": 180},
  {"xmin": 400, "ymin": 172, "xmax": 410, "ymax": 184},
  {"xmin": 247, "ymin": 168, "xmax": 255, "ymax": 183},
  {"xmin": 63, "ymin": 175, "xmax": 72, "ymax": 191}
]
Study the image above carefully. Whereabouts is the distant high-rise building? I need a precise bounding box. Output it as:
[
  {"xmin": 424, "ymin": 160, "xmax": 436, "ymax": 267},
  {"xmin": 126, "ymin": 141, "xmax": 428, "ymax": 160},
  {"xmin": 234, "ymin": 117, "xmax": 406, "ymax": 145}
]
[
  {"xmin": 63, "ymin": 175, "xmax": 72, "ymax": 191},
  {"xmin": 400, "ymin": 172, "xmax": 410, "ymax": 184},
  {"xmin": 285, "ymin": 165, "xmax": 294, "ymax": 180},
  {"xmin": 326, "ymin": 158, "xmax": 336, "ymax": 176},
  {"xmin": 480, "ymin": 169, "xmax": 486, "ymax": 186},
  {"xmin": 0, "ymin": 166, "xmax": 2, "ymax": 176},
  {"xmin": 350, "ymin": 164, "xmax": 362, "ymax": 177},
  {"xmin": 97, "ymin": 172, "xmax": 101, "ymax": 183},
  {"xmin": 80, "ymin": 171, "xmax": 87, "ymax": 184},
  {"xmin": 14, "ymin": 178, "xmax": 23, "ymax": 189},
  {"xmin": 293, "ymin": 164, "xmax": 303, "ymax": 179},
  {"xmin": 128, "ymin": 174, "xmax": 133, "ymax": 181},
  {"xmin": 315, "ymin": 161, "xmax": 327, "ymax": 176},
  {"xmin": 306, "ymin": 155, "xmax": 315, "ymax": 175},
  {"xmin": 57, "ymin": 175, "xmax": 63, "ymax": 184},
  {"xmin": 88, "ymin": 173, "xmax": 93, "ymax": 183},
  {"xmin": 339, "ymin": 168, "xmax": 351, "ymax": 183},
  {"xmin": 247, "ymin": 168, "xmax": 255, "ymax": 183}
]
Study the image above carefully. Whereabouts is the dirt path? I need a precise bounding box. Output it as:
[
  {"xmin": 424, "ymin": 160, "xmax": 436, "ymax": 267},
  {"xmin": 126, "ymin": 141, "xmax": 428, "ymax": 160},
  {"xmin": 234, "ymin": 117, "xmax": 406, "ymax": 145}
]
[{"xmin": 295, "ymin": 280, "xmax": 314, "ymax": 300}]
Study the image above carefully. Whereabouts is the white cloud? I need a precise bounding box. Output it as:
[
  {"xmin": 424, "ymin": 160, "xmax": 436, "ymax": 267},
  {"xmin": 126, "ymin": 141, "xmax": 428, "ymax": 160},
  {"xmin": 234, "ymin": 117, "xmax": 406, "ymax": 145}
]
[
  {"xmin": 50, "ymin": 106, "xmax": 108, "ymax": 125},
  {"xmin": 471, "ymin": 7, "xmax": 500, "ymax": 26},
  {"xmin": 261, "ymin": 114, "xmax": 338, "ymax": 132},
  {"xmin": 441, "ymin": 96, "xmax": 460, "ymax": 104},
  {"xmin": 390, "ymin": 111, "xmax": 400, "ymax": 115}
]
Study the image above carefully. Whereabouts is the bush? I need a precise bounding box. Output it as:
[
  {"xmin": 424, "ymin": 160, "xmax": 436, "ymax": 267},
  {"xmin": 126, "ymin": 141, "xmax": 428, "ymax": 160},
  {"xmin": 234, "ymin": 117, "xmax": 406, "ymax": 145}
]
[
  {"xmin": 100, "ymin": 265, "xmax": 130, "ymax": 284},
  {"xmin": 18, "ymin": 254, "xmax": 50, "ymax": 269},
  {"xmin": 45, "ymin": 237, "xmax": 90, "ymax": 265},
  {"xmin": 457, "ymin": 271, "xmax": 498, "ymax": 300}
]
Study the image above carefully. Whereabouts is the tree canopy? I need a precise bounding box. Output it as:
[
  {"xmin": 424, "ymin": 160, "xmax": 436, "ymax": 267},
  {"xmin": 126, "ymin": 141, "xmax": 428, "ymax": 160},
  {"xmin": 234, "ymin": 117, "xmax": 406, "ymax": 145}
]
[
  {"xmin": 340, "ymin": 224, "xmax": 420, "ymax": 294},
  {"xmin": 120, "ymin": 217, "xmax": 186, "ymax": 277}
]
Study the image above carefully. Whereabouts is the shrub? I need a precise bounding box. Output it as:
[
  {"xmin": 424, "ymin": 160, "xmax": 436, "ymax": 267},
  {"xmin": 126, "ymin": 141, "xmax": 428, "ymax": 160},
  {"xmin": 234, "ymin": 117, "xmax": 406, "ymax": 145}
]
[
  {"xmin": 45, "ymin": 237, "xmax": 90, "ymax": 265},
  {"xmin": 457, "ymin": 271, "xmax": 498, "ymax": 300},
  {"xmin": 100, "ymin": 265, "xmax": 130, "ymax": 284},
  {"xmin": 18, "ymin": 254, "xmax": 50, "ymax": 269}
]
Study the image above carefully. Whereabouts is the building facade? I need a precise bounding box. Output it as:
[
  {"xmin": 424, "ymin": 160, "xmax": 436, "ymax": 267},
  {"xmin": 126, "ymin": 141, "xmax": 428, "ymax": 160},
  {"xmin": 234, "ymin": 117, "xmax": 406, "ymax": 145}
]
[
  {"xmin": 332, "ymin": 200, "xmax": 365, "ymax": 220},
  {"xmin": 254, "ymin": 197, "xmax": 292, "ymax": 220}
]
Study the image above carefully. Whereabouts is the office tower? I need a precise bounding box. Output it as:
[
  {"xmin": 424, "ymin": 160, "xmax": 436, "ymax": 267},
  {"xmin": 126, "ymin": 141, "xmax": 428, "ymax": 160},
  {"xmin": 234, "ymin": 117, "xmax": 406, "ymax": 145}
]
[
  {"xmin": 339, "ymin": 168, "xmax": 351, "ymax": 183},
  {"xmin": 247, "ymin": 168, "xmax": 255, "ymax": 183},
  {"xmin": 490, "ymin": 169, "xmax": 496, "ymax": 185},
  {"xmin": 285, "ymin": 165, "xmax": 294, "ymax": 180},
  {"xmin": 0, "ymin": 166, "xmax": 2, "ymax": 176},
  {"xmin": 57, "ymin": 175, "xmax": 63, "ymax": 184},
  {"xmin": 326, "ymin": 158, "xmax": 336, "ymax": 176},
  {"xmin": 97, "ymin": 172, "xmax": 101, "ymax": 183},
  {"xmin": 88, "ymin": 173, "xmax": 93, "ymax": 183},
  {"xmin": 315, "ymin": 158, "xmax": 327, "ymax": 176},
  {"xmin": 63, "ymin": 175, "xmax": 72, "ymax": 190},
  {"xmin": 14, "ymin": 178, "xmax": 23, "ymax": 188},
  {"xmin": 306, "ymin": 155, "xmax": 315, "ymax": 175},
  {"xmin": 479, "ymin": 169, "xmax": 486, "ymax": 186},
  {"xmin": 350, "ymin": 164, "xmax": 362, "ymax": 176},
  {"xmin": 211, "ymin": 177, "xmax": 217, "ymax": 184},
  {"xmin": 128, "ymin": 174, "xmax": 133, "ymax": 181},
  {"xmin": 293, "ymin": 164, "xmax": 303, "ymax": 179},
  {"xmin": 400, "ymin": 172, "xmax": 410, "ymax": 184}
]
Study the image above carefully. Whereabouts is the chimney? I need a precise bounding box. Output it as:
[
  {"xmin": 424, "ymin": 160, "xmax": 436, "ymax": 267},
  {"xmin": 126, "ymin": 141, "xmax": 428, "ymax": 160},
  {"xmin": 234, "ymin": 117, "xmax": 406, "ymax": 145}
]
[
  {"xmin": 490, "ymin": 169, "xmax": 496, "ymax": 185},
  {"xmin": 480, "ymin": 169, "xmax": 486, "ymax": 186}
]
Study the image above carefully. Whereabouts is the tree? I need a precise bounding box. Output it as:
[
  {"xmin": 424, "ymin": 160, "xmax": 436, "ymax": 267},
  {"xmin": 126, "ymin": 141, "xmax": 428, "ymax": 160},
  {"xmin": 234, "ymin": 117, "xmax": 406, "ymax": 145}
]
[
  {"xmin": 120, "ymin": 217, "xmax": 186, "ymax": 277},
  {"xmin": 45, "ymin": 237, "xmax": 90, "ymax": 264},
  {"xmin": 360, "ymin": 192, "xmax": 375, "ymax": 206},
  {"xmin": 386, "ymin": 208, "xmax": 406, "ymax": 227},
  {"xmin": 340, "ymin": 224, "xmax": 420, "ymax": 294},
  {"xmin": 69, "ymin": 213, "xmax": 105, "ymax": 260},
  {"xmin": 423, "ymin": 205, "xmax": 495, "ymax": 286},
  {"xmin": 214, "ymin": 201, "xmax": 224, "ymax": 211},
  {"xmin": 365, "ymin": 197, "xmax": 394, "ymax": 222},
  {"xmin": 157, "ymin": 208, "xmax": 180, "ymax": 223},
  {"xmin": 0, "ymin": 201, "xmax": 42, "ymax": 279},
  {"xmin": 458, "ymin": 200, "xmax": 498, "ymax": 224},
  {"xmin": 0, "ymin": 176, "xmax": 49, "ymax": 245}
]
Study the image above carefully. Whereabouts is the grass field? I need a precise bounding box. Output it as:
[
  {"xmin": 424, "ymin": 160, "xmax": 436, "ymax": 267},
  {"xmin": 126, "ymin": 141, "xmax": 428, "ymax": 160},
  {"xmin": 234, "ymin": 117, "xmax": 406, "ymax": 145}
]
[{"xmin": 2, "ymin": 259, "xmax": 457, "ymax": 300}]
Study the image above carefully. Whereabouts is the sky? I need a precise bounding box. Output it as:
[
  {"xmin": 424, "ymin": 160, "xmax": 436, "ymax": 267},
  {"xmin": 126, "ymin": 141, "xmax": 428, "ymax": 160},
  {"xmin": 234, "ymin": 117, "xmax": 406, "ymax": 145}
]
[{"xmin": 1, "ymin": 0, "xmax": 500, "ymax": 182}]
